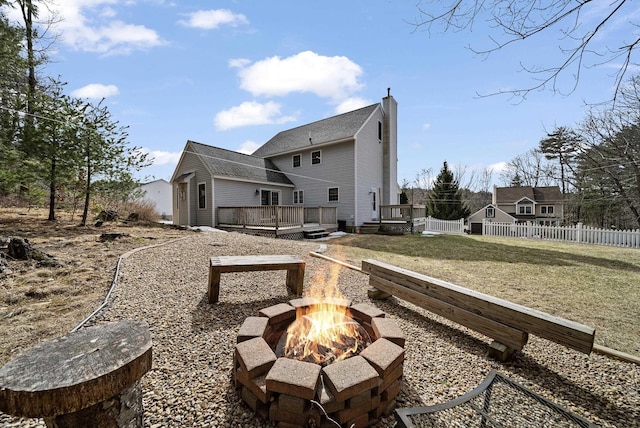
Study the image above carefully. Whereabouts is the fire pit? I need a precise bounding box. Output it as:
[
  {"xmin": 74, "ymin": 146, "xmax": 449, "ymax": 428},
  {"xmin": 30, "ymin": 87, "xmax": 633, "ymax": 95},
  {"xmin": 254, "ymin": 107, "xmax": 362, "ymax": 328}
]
[{"xmin": 234, "ymin": 297, "xmax": 405, "ymax": 427}]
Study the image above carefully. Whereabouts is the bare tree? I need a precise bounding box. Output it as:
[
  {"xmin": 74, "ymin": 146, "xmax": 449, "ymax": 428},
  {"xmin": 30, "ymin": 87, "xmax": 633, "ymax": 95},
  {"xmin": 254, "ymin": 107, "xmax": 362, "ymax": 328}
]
[
  {"xmin": 412, "ymin": 0, "xmax": 639, "ymax": 101},
  {"xmin": 499, "ymin": 148, "xmax": 557, "ymax": 187},
  {"xmin": 576, "ymin": 79, "xmax": 640, "ymax": 228}
]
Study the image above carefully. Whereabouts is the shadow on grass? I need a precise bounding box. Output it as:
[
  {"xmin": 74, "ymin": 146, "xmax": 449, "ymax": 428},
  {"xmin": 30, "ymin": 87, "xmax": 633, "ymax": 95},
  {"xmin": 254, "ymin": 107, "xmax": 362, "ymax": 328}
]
[{"xmin": 332, "ymin": 234, "xmax": 640, "ymax": 274}]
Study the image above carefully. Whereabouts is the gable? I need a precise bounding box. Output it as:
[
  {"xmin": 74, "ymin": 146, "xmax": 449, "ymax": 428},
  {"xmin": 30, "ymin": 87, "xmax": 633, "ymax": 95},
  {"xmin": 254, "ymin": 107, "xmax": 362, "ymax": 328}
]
[{"xmin": 252, "ymin": 104, "xmax": 380, "ymax": 158}]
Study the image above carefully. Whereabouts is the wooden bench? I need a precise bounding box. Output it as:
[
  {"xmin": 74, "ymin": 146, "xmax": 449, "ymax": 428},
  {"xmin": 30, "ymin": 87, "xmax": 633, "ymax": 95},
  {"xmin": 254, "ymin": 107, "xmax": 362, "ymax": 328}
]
[
  {"xmin": 362, "ymin": 259, "xmax": 595, "ymax": 360},
  {"xmin": 208, "ymin": 255, "xmax": 305, "ymax": 303}
]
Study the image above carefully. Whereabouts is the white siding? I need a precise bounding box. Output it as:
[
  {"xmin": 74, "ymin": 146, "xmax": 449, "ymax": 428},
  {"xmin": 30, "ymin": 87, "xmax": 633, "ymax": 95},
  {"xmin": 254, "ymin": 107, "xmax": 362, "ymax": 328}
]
[
  {"xmin": 214, "ymin": 179, "xmax": 293, "ymax": 225},
  {"xmin": 269, "ymin": 142, "xmax": 355, "ymax": 223},
  {"xmin": 354, "ymin": 108, "xmax": 385, "ymax": 226},
  {"xmin": 172, "ymin": 151, "xmax": 202, "ymax": 226}
]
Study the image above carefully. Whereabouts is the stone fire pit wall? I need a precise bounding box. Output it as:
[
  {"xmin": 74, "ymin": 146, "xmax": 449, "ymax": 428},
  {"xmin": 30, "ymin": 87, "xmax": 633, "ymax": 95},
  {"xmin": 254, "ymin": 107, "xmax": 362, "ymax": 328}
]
[{"xmin": 234, "ymin": 298, "xmax": 406, "ymax": 428}]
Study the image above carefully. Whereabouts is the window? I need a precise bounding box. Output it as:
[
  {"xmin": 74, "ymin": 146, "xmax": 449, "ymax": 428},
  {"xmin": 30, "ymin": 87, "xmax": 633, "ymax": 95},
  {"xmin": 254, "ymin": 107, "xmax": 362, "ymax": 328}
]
[
  {"xmin": 541, "ymin": 205, "xmax": 554, "ymax": 215},
  {"xmin": 328, "ymin": 187, "xmax": 339, "ymax": 202},
  {"xmin": 175, "ymin": 186, "xmax": 179, "ymax": 209},
  {"xmin": 518, "ymin": 205, "xmax": 532, "ymax": 215},
  {"xmin": 378, "ymin": 121, "xmax": 383, "ymax": 141},
  {"xmin": 260, "ymin": 189, "xmax": 280, "ymax": 206},
  {"xmin": 293, "ymin": 190, "xmax": 304, "ymax": 204},
  {"xmin": 198, "ymin": 183, "xmax": 206, "ymax": 209},
  {"xmin": 485, "ymin": 207, "xmax": 495, "ymax": 218},
  {"xmin": 311, "ymin": 150, "xmax": 321, "ymax": 165},
  {"xmin": 292, "ymin": 154, "xmax": 301, "ymax": 168}
]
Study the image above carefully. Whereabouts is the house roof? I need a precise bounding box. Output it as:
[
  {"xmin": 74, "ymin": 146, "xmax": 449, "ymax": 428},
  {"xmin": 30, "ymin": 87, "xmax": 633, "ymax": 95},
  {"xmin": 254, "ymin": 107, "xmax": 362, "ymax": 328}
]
[
  {"xmin": 187, "ymin": 140, "xmax": 294, "ymax": 185},
  {"xmin": 495, "ymin": 186, "xmax": 563, "ymax": 203},
  {"xmin": 252, "ymin": 103, "xmax": 380, "ymax": 158}
]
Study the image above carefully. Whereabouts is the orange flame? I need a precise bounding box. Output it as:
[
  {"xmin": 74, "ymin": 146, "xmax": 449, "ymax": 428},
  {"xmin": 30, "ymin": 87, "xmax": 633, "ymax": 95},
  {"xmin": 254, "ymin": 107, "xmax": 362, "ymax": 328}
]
[{"xmin": 281, "ymin": 254, "xmax": 370, "ymax": 365}]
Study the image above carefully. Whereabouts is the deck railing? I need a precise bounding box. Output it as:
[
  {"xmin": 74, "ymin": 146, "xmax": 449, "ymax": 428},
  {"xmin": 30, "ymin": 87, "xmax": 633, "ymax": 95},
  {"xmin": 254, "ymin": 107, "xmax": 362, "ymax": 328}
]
[
  {"xmin": 304, "ymin": 206, "xmax": 338, "ymax": 225},
  {"xmin": 217, "ymin": 206, "xmax": 337, "ymax": 229},
  {"xmin": 380, "ymin": 204, "xmax": 427, "ymax": 222}
]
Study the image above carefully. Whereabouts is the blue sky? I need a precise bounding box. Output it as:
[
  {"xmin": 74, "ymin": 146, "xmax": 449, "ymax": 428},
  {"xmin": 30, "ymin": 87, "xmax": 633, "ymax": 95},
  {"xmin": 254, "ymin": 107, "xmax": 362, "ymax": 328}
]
[{"xmin": 5, "ymin": 1, "xmax": 634, "ymax": 189}]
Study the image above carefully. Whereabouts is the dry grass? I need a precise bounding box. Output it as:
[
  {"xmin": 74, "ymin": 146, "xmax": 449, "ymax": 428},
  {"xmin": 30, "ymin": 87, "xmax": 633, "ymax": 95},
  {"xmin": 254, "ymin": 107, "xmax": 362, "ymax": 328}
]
[
  {"xmin": 324, "ymin": 233, "xmax": 640, "ymax": 356},
  {"xmin": 0, "ymin": 207, "xmax": 187, "ymax": 365}
]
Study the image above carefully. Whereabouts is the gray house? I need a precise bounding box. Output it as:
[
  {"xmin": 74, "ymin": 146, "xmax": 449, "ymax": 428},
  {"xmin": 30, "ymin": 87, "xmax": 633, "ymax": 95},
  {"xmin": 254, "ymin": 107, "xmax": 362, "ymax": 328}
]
[{"xmin": 171, "ymin": 92, "xmax": 399, "ymax": 233}]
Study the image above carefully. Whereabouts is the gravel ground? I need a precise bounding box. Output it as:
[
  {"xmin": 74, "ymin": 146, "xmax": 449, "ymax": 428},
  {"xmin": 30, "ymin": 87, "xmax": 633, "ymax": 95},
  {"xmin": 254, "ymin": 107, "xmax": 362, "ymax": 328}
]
[{"xmin": 2, "ymin": 230, "xmax": 639, "ymax": 427}]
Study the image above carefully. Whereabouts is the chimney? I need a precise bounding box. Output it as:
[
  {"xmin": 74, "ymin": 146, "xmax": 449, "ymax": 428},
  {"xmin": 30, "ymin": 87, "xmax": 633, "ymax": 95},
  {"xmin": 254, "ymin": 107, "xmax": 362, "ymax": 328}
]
[{"xmin": 382, "ymin": 90, "xmax": 398, "ymax": 205}]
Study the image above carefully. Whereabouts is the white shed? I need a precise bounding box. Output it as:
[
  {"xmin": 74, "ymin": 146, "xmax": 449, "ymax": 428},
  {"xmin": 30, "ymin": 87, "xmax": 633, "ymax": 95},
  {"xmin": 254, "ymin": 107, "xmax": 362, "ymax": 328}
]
[{"xmin": 139, "ymin": 179, "xmax": 173, "ymax": 220}]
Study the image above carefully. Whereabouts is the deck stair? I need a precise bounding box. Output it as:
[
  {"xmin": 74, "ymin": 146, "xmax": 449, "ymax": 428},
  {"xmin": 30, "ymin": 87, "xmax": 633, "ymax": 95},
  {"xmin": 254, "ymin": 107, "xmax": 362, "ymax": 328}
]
[
  {"xmin": 359, "ymin": 222, "xmax": 380, "ymax": 234},
  {"xmin": 304, "ymin": 228, "xmax": 330, "ymax": 239}
]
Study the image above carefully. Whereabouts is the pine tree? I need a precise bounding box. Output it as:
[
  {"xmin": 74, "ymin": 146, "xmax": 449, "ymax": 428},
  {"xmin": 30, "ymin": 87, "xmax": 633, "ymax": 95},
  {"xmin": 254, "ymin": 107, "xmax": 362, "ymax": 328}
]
[{"xmin": 427, "ymin": 161, "xmax": 471, "ymax": 220}]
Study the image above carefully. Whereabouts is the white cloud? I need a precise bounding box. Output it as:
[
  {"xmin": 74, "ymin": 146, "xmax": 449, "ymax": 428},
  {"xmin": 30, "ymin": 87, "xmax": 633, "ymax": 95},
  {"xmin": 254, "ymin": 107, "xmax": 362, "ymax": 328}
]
[
  {"xmin": 334, "ymin": 97, "xmax": 372, "ymax": 114},
  {"xmin": 138, "ymin": 148, "xmax": 182, "ymax": 166},
  {"xmin": 178, "ymin": 9, "xmax": 248, "ymax": 29},
  {"xmin": 214, "ymin": 101, "xmax": 297, "ymax": 130},
  {"xmin": 237, "ymin": 140, "xmax": 261, "ymax": 155},
  {"xmin": 71, "ymin": 83, "xmax": 119, "ymax": 99},
  {"xmin": 489, "ymin": 161, "xmax": 509, "ymax": 172},
  {"xmin": 42, "ymin": 1, "xmax": 164, "ymax": 54},
  {"xmin": 423, "ymin": 123, "xmax": 431, "ymax": 130},
  {"xmin": 232, "ymin": 51, "xmax": 363, "ymax": 101}
]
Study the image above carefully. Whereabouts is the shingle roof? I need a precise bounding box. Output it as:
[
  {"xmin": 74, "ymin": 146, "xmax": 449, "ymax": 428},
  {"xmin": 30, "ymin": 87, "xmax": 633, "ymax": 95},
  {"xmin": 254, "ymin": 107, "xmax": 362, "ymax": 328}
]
[
  {"xmin": 495, "ymin": 186, "xmax": 563, "ymax": 203},
  {"xmin": 252, "ymin": 104, "xmax": 379, "ymax": 157},
  {"xmin": 187, "ymin": 140, "xmax": 293, "ymax": 185}
]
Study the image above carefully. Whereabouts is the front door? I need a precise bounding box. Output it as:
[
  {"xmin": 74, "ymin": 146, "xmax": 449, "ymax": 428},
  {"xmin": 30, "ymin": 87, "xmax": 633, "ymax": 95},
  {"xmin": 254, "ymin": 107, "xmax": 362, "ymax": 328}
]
[{"xmin": 177, "ymin": 182, "xmax": 189, "ymax": 225}]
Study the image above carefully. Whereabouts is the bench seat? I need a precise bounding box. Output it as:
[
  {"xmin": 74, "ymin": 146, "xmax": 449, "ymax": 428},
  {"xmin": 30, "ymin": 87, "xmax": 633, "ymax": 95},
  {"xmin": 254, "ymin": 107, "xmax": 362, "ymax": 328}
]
[{"xmin": 208, "ymin": 255, "xmax": 305, "ymax": 303}]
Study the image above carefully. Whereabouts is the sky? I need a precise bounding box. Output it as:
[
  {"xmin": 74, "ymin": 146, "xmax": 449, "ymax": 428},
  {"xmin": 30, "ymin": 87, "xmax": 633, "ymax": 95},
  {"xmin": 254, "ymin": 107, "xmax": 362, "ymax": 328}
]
[{"xmin": 4, "ymin": 0, "xmax": 637, "ymax": 189}]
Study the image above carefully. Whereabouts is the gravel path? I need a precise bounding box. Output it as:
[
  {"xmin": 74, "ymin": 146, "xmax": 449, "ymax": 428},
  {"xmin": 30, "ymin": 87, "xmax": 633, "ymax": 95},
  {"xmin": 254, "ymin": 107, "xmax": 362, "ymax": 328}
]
[{"xmin": 2, "ymin": 230, "xmax": 639, "ymax": 427}]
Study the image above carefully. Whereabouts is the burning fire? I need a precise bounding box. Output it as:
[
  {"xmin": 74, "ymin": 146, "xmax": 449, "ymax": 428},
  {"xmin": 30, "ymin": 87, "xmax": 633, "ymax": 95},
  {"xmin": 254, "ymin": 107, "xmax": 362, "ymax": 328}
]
[{"xmin": 277, "ymin": 256, "xmax": 371, "ymax": 366}]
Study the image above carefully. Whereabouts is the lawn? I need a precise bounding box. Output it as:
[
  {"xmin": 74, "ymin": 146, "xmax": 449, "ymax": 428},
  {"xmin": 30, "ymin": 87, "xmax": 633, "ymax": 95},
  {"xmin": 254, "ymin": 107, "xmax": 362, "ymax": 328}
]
[{"xmin": 324, "ymin": 233, "xmax": 640, "ymax": 356}]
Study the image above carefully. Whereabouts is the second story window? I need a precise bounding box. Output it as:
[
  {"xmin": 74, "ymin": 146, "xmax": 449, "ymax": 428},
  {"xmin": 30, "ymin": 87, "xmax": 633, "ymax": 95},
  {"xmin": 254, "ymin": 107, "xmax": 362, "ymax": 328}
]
[
  {"xmin": 378, "ymin": 121, "xmax": 383, "ymax": 141},
  {"xmin": 292, "ymin": 154, "xmax": 301, "ymax": 168},
  {"xmin": 518, "ymin": 204, "xmax": 533, "ymax": 215},
  {"xmin": 541, "ymin": 205, "xmax": 554, "ymax": 215},
  {"xmin": 486, "ymin": 207, "xmax": 495, "ymax": 218},
  {"xmin": 311, "ymin": 150, "xmax": 321, "ymax": 165}
]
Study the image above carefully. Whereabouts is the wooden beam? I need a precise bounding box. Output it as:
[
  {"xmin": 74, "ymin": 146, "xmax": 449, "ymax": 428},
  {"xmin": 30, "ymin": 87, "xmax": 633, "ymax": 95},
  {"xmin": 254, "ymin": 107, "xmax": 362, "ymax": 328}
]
[
  {"xmin": 363, "ymin": 259, "xmax": 595, "ymax": 354},
  {"xmin": 369, "ymin": 276, "xmax": 528, "ymax": 351}
]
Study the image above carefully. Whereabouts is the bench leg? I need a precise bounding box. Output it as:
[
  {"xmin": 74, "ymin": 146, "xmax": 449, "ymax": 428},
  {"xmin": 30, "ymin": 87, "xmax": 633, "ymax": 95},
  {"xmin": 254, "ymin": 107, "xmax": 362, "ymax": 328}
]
[
  {"xmin": 286, "ymin": 263, "xmax": 305, "ymax": 296},
  {"xmin": 208, "ymin": 267, "xmax": 221, "ymax": 304}
]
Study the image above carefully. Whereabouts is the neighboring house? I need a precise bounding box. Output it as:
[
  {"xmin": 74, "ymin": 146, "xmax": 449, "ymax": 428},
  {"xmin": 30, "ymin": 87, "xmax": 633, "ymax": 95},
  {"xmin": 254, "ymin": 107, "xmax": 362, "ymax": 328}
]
[
  {"xmin": 171, "ymin": 93, "xmax": 400, "ymax": 231},
  {"xmin": 467, "ymin": 185, "xmax": 565, "ymax": 234},
  {"xmin": 467, "ymin": 204, "xmax": 515, "ymax": 234},
  {"xmin": 138, "ymin": 179, "xmax": 173, "ymax": 220}
]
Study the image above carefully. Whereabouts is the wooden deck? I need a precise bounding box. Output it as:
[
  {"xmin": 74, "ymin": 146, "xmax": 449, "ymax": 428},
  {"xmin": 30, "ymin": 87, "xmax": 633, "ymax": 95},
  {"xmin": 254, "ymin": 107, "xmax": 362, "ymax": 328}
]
[{"xmin": 217, "ymin": 206, "xmax": 338, "ymax": 238}]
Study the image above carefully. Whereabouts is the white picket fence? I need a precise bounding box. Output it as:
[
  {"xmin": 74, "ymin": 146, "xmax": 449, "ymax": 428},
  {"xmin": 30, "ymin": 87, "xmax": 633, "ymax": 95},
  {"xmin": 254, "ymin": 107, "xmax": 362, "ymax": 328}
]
[
  {"xmin": 482, "ymin": 220, "xmax": 640, "ymax": 249},
  {"xmin": 423, "ymin": 217, "xmax": 465, "ymax": 234}
]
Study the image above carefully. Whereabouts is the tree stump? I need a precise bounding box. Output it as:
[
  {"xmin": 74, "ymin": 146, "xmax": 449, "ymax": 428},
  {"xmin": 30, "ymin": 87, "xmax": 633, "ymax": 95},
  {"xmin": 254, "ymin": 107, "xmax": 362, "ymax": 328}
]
[{"xmin": 0, "ymin": 320, "xmax": 152, "ymax": 427}]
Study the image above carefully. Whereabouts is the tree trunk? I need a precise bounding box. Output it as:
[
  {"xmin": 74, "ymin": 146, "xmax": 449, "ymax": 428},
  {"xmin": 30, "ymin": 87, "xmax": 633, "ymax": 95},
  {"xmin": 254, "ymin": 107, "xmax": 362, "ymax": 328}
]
[
  {"xmin": 80, "ymin": 161, "xmax": 91, "ymax": 226},
  {"xmin": 48, "ymin": 157, "xmax": 56, "ymax": 221}
]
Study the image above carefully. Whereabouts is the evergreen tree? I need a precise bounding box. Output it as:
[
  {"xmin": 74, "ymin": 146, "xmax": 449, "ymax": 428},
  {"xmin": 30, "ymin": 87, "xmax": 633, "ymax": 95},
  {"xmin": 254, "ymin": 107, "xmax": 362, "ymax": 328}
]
[
  {"xmin": 427, "ymin": 161, "xmax": 471, "ymax": 220},
  {"xmin": 540, "ymin": 126, "xmax": 580, "ymax": 194}
]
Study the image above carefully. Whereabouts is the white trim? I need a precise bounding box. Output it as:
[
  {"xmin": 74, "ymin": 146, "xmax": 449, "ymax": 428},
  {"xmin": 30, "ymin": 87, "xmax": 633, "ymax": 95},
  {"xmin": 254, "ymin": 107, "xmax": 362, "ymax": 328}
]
[
  {"xmin": 212, "ymin": 175, "xmax": 295, "ymax": 187},
  {"xmin": 259, "ymin": 188, "xmax": 282, "ymax": 206},
  {"xmin": 311, "ymin": 149, "xmax": 322, "ymax": 165},
  {"xmin": 328, "ymin": 187, "xmax": 339, "ymax": 203},
  {"xmin": 197, "ymin": 181, "xmax": 206, "ymax": 210}
]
